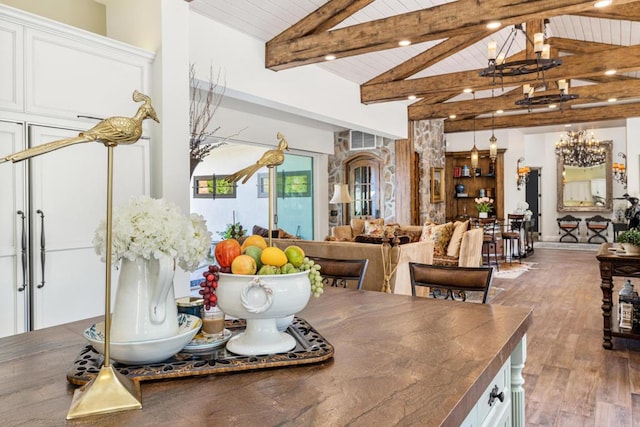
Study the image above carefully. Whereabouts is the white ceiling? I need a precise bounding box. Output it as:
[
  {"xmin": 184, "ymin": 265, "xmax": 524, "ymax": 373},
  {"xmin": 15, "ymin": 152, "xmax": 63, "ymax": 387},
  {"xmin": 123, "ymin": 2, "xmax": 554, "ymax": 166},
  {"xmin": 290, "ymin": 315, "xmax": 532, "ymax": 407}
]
[{"xmin": 190, "ymin": 0, "xmax": 637, "ymax": 132}]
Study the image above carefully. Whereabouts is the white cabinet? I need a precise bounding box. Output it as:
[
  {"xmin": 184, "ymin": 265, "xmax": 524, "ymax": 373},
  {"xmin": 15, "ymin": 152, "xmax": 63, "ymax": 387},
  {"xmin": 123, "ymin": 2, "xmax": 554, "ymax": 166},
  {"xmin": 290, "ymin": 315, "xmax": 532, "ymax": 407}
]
[
  {"xmin": 0, "ymin": 7, "xmax": 154, "ymax": 337},
  {"xmin": 460, "ymin": 335, "xmax": 527, "ymax": 427},
  {"xmin": 0, "ymin": 123, "xmax": 150, "ymax": 337}
]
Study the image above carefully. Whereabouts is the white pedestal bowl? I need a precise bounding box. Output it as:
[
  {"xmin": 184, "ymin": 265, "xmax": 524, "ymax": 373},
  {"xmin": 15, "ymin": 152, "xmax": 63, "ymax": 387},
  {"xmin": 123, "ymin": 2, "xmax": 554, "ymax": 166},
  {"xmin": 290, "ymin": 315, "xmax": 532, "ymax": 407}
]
[{"xmin": 216, "ymin": 271, "xmax": 311, "ymax": 356}]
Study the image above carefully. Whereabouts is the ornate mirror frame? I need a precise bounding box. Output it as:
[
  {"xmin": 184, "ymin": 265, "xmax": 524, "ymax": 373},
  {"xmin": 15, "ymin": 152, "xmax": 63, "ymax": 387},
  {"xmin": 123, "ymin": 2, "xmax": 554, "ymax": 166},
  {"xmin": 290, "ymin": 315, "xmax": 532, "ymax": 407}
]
[{"xmin": 556, "ymin": 140, "xmax": 613, "ymax": 212}]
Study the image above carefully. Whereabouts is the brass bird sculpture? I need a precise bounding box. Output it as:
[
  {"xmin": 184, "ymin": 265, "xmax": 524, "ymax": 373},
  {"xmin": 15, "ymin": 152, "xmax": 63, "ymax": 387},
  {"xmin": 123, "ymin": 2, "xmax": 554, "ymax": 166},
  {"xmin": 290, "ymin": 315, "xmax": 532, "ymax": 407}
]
[
  {"xmin": 226, "ymin": 132, "xmax": 289, "ymax": 184},
  {"xmin": 0, "ymin": 90, "xmax": 159, "ymax": 164}
]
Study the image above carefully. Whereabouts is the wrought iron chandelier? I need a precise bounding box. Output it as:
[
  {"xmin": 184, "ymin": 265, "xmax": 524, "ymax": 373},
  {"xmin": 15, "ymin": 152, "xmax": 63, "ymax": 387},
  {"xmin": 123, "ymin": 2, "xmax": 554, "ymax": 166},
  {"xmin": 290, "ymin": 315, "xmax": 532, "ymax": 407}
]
[
  {"xmin": 479, "ymin": 22, "xmax": 562, "ymax": 84},
  {"xmin": 555, "ymin": 130, "xmax": 606, "ymax": 168},
  {"xmin": 515, "ymin": 79, "xmax": 579, "ymax": 110}
]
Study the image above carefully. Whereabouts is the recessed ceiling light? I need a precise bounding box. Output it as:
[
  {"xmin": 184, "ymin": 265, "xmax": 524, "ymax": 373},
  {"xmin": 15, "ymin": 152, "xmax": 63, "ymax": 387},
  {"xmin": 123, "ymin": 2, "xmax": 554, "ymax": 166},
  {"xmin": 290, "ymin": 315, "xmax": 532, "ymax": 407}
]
[
  {"xmin": 608, "ymin": 98, "xmax": 617, "ymax": 102},
  {"xmin": 463, "ymin": 88, "xmax": 473, "ymax": 93},
  {"xmin": 496, "ymin": 109, "xmax": 504, "ymax": 114},
  {"xmin": 594, "ymin": 0, "xmax": 612, "ymax": 7},
  {"xmin": 548, "ymin": 104, "xmax": 558, "ymax": 109},
  {"xmin": 324, "ymin": 54, "xmax": 336, "ymax": 61},
  {"xmin": 486, "ymin": 21, "xmax": 501, "ymax": 30},
  {"xmin": 398, "ymin": 40, "xmax": 411, "ymax": 47},
  {"xmin": 604, "ymin": 69, "xmax": 617, "ymax": 76},
  {"xmin": 408, "ymin": 95, "xmax": 417, "ymax": 100},
  {"xmin": 449, "ymin": 114, "xmax": 457, "ymax": 119},
  {"xmin": 564, "ymin": 124, "xmax": 572, "ymax": 127}
]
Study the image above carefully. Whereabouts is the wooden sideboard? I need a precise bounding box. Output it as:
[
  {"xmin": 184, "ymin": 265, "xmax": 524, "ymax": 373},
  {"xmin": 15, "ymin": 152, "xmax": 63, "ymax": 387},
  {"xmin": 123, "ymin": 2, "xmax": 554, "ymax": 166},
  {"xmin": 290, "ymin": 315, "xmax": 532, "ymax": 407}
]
[
  {"xmin": 0, "ymin": 287, "xmax": 531, "ymax": 426},
  {"xmin": 596, "ymin": 243, "xmax": 640, "ymax": 349}
]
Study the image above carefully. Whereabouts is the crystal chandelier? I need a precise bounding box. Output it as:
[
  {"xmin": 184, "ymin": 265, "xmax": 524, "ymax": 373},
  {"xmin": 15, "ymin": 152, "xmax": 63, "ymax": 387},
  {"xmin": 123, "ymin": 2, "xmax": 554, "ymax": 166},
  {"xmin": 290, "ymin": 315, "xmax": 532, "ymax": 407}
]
[{"xmin": 555, "ymin": 130, "xmax": 606, "ymax": 168}]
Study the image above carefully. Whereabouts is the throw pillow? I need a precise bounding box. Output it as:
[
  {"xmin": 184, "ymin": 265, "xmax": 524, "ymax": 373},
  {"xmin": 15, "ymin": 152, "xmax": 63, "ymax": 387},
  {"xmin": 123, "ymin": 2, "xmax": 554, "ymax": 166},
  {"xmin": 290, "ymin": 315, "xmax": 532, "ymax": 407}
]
[
  {"xmin": 420, "ymin": 222, "xmax": 454, "ymax": 256},
  {"xmin": 332, "ymin": 226, "xmax": 353, "ymax": 241},
  {"xmin": 365, "ymin": 220, "xmax": 385, "ymax": 237},
  {"xmin": 350, "ymin": 218, "xmax": 366, "ymax": 235},
  {"xmin": 446, "ymin": 220, "xmax": 469, "ymax": 257}
]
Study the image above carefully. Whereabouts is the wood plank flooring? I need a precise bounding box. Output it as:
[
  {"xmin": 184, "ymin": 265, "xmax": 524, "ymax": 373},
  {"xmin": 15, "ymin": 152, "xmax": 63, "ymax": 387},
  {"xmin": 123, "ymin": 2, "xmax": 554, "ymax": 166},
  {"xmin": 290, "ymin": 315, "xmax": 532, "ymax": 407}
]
[{"xmin": 490, "ymin": 247, "xmax": 640, "ymax": 426}]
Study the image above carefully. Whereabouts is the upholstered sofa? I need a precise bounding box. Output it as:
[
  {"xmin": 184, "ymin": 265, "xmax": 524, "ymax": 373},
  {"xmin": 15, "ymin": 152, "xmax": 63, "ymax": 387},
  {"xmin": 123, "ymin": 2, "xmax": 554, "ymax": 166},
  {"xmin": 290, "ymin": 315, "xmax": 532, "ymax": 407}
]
[
  {"xmin": 271, "ymin": 238, "xmax": 434, "ymax": 294},
  {"xmin": 329, "ymin": 218, "xmax": 483, "ymax": 269}
]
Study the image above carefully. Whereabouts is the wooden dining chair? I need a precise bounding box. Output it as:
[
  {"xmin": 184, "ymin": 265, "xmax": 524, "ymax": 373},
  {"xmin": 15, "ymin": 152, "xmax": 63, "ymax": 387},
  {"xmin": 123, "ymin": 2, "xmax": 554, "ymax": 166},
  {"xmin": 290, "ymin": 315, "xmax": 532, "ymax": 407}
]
[
  {"xmin": 408, "ymin": 262, "xmax": 494, "ymax": 303},
  {"xmin": 308, "ymin": 256, "xmax": 369, "ymax": 290}
]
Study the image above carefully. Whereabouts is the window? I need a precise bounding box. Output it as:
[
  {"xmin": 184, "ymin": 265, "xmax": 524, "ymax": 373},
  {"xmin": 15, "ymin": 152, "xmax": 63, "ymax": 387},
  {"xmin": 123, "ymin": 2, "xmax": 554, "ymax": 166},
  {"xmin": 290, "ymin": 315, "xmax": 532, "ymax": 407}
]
[
  {"xmin": 257, "ymin": 170, "xmax": 312, "ymax": 198},
  {"xmin": 347, "ymin": 154, "xmax": 382, "ymax": 219},
  {"xmin": 193, "ymin": 175, "xmax": 236, "ymax": 199}
]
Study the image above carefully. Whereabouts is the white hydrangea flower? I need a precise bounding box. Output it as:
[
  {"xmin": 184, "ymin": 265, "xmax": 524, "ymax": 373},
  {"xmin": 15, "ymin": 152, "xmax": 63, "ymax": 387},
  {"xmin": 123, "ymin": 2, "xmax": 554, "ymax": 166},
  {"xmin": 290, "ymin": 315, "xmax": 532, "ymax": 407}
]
[{"xmin": 93, "ymin": 196, "xmax": 212, "ymax": 272}]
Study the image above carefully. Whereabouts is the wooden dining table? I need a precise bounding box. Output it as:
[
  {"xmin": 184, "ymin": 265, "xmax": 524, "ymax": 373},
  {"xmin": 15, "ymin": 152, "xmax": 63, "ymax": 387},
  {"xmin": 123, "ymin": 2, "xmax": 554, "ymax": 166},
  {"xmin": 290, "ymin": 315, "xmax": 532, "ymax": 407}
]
[{"xmin": 0, "ymin": 286, "xmax": 531, "ymax": 426}]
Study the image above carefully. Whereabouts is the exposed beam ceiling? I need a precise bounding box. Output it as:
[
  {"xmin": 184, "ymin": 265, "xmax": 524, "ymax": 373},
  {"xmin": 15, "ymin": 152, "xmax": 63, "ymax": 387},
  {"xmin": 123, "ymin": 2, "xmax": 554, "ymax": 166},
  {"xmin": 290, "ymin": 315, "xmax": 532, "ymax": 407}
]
[{"xmin": 261, "ymin": 0, "xmax": 640, "ymax": 133}]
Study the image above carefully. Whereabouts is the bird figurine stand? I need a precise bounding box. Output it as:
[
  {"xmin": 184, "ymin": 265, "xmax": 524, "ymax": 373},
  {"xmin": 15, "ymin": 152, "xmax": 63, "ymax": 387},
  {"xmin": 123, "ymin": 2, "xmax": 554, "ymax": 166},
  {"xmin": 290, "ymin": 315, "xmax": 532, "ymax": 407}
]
[
  {"xmin": 226, "ymin": 132, "xmax": 289, "ymax": 246},
  {"xmin": 0, "ymin": 90, "xmax": 159, "ymax": 419}
]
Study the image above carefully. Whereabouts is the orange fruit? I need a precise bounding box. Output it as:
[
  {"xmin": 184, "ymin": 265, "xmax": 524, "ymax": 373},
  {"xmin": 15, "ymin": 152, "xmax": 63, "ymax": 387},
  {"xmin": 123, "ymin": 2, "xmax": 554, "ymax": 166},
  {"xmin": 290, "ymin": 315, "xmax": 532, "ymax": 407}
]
[
  {"xmin": 242, "ymin": 245, "xmax": 263, "ymax": 270},
  {"xmin": 260, "ymin": 247, "xmax": 288, "ymax": 267},
  {"xmin": 231, "ymin": 254, "xmax": 257, "ymax": 275},
  {"xmin": 241, "ymin": 235, "xmax": 268, "ymax": 251},
  {"xmin": 284, "ymin": 245, "xmax": 305, "ymax": 268}
]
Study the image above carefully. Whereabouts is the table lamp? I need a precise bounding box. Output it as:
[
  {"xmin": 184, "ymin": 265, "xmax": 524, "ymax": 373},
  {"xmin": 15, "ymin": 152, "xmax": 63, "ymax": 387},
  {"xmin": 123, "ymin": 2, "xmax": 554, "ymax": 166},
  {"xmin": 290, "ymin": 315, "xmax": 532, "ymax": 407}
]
[{"xmin": 330, "ymin": 183, "xmax": 353, "ymax": 226}]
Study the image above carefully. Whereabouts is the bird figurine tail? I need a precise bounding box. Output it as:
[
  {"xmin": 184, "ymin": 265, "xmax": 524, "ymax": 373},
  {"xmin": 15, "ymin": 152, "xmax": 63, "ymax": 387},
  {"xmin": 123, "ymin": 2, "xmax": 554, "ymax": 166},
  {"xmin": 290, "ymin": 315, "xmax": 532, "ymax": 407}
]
[
  {"xmin": 226, "ymin": 163, "xmax": 263, "ymax": 184},
  {"xmin": 0, "ymin": 136, "xmax": 90, "ymax": 163}
]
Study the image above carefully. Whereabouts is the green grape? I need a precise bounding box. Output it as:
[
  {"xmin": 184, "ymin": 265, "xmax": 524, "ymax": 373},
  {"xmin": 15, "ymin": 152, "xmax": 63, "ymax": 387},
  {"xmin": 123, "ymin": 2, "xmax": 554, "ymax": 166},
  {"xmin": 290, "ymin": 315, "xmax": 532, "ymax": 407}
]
[{"xmin": 301, "ymin": 257, "xmax": 324, "ymax": 298}]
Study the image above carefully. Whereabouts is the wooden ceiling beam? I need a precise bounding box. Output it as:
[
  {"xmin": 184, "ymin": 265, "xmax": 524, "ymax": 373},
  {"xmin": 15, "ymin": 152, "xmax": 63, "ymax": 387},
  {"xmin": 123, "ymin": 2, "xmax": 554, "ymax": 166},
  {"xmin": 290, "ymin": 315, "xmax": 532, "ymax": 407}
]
[
  {"xmin": 409, "ymin": 79, "xmax": 640, "ymax": 120},
  {"xmin": 361, "ymin": 44, "xmax": 640, "ymax": 103},
  {"xmin": 269, "ymin": 0, "xmax": 375, "ymax": 44},
  {"xmin": 550, "ymin": 37, "xmax": 624, "ymax": 53},
  {"xmin": 266, "ymin": 0, "xmax": 605, "ymax": 70},
  {"xmin": 444, "ymin": 102, "xmax": 640, "ymax": 132},
  {"xmin": 571, "ymin": 1, "xmax": 640, "ymax": 21},
  {"xmin": 366, "ymin": 30, "xmax": 498, "ymax": 85}
]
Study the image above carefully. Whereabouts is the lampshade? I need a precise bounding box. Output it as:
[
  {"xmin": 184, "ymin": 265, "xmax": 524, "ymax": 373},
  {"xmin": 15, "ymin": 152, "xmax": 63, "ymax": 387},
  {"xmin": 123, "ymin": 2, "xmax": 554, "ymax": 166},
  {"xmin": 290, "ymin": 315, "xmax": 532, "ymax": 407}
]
[{"xmin": 330, "ymin": 184, "xmax": 353, "ymax": 204}]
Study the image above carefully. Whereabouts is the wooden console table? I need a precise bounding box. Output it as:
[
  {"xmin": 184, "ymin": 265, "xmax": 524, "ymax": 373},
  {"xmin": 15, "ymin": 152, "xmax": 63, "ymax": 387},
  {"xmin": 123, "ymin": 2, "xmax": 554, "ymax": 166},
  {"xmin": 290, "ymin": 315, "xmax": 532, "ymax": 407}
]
[{"xmin": 596, "ymin": 243, "xmax": 640, "ymax": 349}]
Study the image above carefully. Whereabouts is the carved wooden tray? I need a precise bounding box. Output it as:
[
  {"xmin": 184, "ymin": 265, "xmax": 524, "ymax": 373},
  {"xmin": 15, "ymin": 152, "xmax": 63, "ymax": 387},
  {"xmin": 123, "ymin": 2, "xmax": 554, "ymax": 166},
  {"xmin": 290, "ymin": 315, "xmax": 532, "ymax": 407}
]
[{"xmin": 67, "ymin": 317, "xmax": 334, "ymax": 385}]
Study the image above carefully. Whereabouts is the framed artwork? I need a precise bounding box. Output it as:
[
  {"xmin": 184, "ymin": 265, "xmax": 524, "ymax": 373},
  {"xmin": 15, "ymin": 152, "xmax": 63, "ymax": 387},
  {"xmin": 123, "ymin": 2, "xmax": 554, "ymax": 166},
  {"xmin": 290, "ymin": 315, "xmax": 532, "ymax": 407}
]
[
  {"xmin": 193, "ymin": 175, "xmax": 236, "ymax": 199},
  {"xmin": 430, "ymin": 167, "xmax": 444, "ymax": 203}
]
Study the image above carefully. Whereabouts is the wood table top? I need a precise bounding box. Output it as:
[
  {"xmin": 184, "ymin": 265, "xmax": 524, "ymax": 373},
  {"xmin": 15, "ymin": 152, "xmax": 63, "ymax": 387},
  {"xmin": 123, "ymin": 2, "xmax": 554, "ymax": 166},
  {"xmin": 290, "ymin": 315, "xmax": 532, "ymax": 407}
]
[{"xmin": 0, "ymin": 287, "xmax": 531, "ymax": 426}]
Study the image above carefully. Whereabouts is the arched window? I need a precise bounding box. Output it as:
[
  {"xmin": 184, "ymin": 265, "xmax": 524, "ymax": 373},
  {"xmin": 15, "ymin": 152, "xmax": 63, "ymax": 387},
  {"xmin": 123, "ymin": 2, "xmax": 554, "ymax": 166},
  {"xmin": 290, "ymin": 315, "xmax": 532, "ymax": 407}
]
[{"xmin": 346, "ymin": 154, "xmax": 382, "ymax": 220}]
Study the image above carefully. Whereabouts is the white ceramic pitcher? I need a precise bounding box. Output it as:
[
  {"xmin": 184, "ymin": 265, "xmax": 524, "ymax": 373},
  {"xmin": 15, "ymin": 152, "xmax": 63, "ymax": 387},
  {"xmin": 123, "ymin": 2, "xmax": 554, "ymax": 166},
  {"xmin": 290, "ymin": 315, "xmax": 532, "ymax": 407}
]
[{"xmin": 111, "ymin": 254, "xmax": 179, "ymax": 342}]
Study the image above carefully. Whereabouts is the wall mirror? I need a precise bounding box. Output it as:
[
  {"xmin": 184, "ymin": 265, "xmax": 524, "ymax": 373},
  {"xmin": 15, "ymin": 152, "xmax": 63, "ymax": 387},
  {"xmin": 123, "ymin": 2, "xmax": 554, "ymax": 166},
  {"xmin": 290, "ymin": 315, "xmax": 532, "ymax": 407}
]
[{"xmin": 556, "ymin": 140, "xmax": 612, "ymax": 212}]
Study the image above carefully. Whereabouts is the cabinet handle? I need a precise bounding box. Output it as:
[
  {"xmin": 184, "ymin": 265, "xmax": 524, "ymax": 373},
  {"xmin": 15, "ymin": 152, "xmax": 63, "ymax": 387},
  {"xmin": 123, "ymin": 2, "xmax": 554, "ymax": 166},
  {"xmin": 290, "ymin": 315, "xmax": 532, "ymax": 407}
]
[
  {"xmin": 17, "ymin": 210, "xmax": 27, "ymax": 292},
  {"xmin": 488, "ymin": 385, "xmax": 505, "ymax": 406},
  {"xmin": 36, "ymin": 209, "xmax": 46, "ymax": 289}
]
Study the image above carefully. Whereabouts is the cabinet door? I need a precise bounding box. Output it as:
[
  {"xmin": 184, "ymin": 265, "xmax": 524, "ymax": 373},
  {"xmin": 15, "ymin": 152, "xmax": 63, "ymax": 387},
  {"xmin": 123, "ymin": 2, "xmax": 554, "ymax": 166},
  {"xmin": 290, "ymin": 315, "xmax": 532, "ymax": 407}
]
[
  {"xmin": 0, "ymin": 121, "xmax": 26, "ymax": 337},
  {"xmin": 29, "ymin": 125, "xmax": 150, "ymax": 329},
  {"xmin": 0, "ymin": 20, "xmax": 23, "ymax": 112}
]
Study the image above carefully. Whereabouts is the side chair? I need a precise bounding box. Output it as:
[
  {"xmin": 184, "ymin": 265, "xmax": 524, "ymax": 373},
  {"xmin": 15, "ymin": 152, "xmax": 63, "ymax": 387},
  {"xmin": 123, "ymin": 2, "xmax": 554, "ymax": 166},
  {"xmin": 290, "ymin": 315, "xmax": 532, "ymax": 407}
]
[
  {"xmin": 308, "ymin": 256, "xmax": 369, "ymax": 290},
  {"xmin": 408, "ymin": 262, "xmax": 494, "ymax": 303}
]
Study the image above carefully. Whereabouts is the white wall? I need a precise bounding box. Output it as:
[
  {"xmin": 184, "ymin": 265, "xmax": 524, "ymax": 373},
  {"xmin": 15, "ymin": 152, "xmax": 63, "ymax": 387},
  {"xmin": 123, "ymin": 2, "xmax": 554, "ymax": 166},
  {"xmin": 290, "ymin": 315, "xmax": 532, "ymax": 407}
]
[{"xmin": 188, "ymin": 11, "xmax": 408, "ymax": 140}]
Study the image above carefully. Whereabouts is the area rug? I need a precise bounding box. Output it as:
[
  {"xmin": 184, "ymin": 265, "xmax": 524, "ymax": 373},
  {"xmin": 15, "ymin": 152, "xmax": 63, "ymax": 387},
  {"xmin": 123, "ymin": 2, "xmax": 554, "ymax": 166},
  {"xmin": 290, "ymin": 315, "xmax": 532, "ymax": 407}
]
[
  {"xmin": 492, "ymin": 261, "xmax": 537, "ymax": 280},
  {"xmin": 465, "ymin": 286, "xmax": 504, "ymax": 303}
]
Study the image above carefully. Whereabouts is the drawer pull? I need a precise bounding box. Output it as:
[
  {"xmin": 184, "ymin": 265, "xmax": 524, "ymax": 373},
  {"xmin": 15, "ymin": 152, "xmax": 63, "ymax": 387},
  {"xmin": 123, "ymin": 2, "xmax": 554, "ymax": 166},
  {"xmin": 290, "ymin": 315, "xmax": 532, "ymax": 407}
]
[{"xmin": 488, "ymin": 385, "xmax": 504, "ymax": 406}]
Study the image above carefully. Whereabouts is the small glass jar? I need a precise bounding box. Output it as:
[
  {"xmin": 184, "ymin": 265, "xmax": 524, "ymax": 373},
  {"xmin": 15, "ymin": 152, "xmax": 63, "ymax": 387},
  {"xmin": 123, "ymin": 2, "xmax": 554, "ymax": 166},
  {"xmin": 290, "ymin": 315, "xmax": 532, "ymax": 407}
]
[
  {"xmin": 176, "ymin": 296, "xmax": 204, "ymax": 318},
  {"xmin": 201, "ymin": 306, "xmax": 225, "ymax": 336}
]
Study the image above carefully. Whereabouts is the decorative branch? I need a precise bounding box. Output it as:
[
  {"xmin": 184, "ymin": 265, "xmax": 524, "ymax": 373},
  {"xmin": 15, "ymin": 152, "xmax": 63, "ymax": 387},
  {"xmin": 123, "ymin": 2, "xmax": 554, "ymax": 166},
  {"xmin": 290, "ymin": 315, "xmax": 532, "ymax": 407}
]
[{"xmin": 190, "ymin": 64, "xmax": 244, "ymax": 162}]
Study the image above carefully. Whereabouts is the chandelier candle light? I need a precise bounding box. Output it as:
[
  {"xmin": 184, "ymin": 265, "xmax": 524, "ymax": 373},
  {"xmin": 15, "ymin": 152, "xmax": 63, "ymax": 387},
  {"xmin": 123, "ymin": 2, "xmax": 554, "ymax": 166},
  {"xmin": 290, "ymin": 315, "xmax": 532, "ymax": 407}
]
[
  {"xmin": 517, "ymin": 157, "xmax": 530, "ymax": 191},
  {"xmin": 613, "ymin": 152, "xmax": 628, "ymax": 189}
]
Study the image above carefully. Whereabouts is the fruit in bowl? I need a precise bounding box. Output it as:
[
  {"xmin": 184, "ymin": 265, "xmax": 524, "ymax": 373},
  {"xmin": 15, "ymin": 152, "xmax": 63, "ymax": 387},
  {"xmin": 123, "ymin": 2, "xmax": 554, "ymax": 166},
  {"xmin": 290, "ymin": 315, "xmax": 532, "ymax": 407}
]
[{"xmin": 204, "ymin": 237, "xmax": 324, "ymax": 356}]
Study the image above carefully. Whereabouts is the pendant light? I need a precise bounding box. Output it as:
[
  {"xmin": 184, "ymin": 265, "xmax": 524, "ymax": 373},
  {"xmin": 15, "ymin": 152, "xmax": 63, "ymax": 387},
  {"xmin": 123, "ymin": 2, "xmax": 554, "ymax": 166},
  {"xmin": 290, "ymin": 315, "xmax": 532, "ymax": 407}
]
[
  {"xmin": 470, "ymin": 92, "xmax": 479, "ymax": 174},
  {"xmin": 488, "ymin": 90, "xmax": 498, "ymax": 164}
]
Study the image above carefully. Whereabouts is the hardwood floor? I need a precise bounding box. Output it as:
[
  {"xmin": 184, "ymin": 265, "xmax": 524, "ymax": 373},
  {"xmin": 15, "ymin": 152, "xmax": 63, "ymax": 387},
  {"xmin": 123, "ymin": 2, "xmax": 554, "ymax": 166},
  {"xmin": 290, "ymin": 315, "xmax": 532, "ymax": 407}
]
[{"xmin": 490, "ymin": 247, "xmax": 640, "ymax": 426}]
